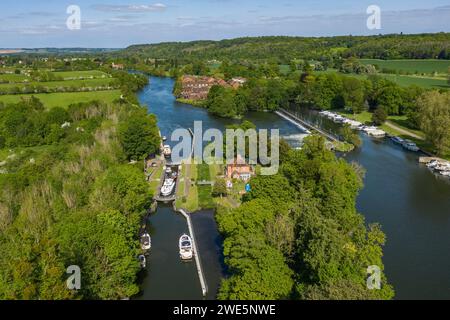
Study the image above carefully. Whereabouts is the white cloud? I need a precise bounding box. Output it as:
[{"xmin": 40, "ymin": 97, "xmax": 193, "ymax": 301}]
[{"xmin": 92, "ymin": 3, "xmax": 167, "ymax": 13}]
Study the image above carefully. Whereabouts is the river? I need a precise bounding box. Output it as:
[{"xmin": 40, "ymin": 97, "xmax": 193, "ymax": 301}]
[{"xmin": 137, "ymin": 76, "xmax": 450, "ymax": 300}]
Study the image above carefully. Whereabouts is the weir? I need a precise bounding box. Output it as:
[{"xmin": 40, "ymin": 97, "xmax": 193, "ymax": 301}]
[{"xmin": 276, "ymin": 108, "xmax": 339, "ymax": 142}]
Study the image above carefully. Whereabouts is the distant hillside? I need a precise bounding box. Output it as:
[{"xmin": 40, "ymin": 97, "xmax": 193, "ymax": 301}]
[
  {"xmin": 1, "ymin": 48, "xmax": 120, "ymax": 56},
  {"xmin": 122, "ymin": 33, "xmax": 450, "ymax": 62}
]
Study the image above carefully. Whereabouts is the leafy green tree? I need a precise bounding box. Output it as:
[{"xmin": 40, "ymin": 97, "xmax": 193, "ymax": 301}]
[
  {"xmin": 372, "ymin": 107, "xmax": 388, "ymax": 125},
  {"xmin": 375, "ymin": 85, "xmax": 404, "ymax": 115},
  {"xmin": 212, "ymin": 178, "xmax": 228, "ymax": 197},
  {"xmin": 342, "ymin": 77, "xmax": 365, "ymax": 114},
  {"xmin": 119, "ymin": 112, "xmax": 160, "ymax": 161},
  {"xmin": 340, "ymin": 124, "xmax": 362, "ymax": 148},
  {"xmin": 312, "ymin": 74, "xmax": 344, "ymax": 110},
  {"xmin": 416, "ymin": 91, "xmax": 450, "ymax": 156},
  {"xmin": 218, "ymin": 231, "xmax": 293, "ymax": 300}
]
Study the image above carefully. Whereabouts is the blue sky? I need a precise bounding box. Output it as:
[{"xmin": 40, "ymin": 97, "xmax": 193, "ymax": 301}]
[{"xmin": 1, "ymin": 0, "xmax": 450, "ymax": 48}]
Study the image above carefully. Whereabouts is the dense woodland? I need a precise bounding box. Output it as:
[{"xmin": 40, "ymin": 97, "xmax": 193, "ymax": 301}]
[
  {"xmin": 0, "ymin": 74, "xmax": 160, "ymax": 299},
  {"xmin": 123, "ymin": 33, "xmax": 450, "ymax": 63}
]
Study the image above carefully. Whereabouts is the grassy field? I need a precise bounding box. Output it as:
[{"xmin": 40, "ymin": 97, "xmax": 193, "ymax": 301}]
[
  {"xmin": 0, "ymin": 74, "xmax": 29, "ymax": 82},
  {"xmin": 51, "ymin": 70, "xmax": 110, "ymax": 79},
  {"xmin": 0, "ymin": 90, "xmax": 121, "ymax": 108},
  {"xmin": 0, "ymin": 78, "xmax": 115, "ymax": 91},
  {"xmin": 0, "ymin": 70, "xmax": 110, "ymax": 84},
  {"xmin": 360, "ymin": 59, "xmax": 450, "ymax": 75},
  {"xmin": 316, "ymin": 69, "xmax": 449, "ymax": 89},
  {"xmin": 381, "ymin": 74, "xmax": 448, "ymax": 89}
]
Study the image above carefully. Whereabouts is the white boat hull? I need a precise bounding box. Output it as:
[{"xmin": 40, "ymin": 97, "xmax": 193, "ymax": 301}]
[{"xmin": 179, "ymin": 234, "xmax": 193, "ymax": 261}]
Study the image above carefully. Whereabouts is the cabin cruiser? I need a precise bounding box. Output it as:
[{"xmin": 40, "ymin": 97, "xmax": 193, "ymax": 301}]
[
  {"xmin": 426, "ymin": 160, "xmax": 439, "ymax": 169},
  {"xmin": 165, "ymin": 166, "xmax": 172, "ymax": 175},
  {"xmin": 366, "ymin": 128, "xmax": 386, "ymax": 138},
  {"xmin": 434, "ymin": 164, "xmax": 450, "ymax": 172},
  {"xmin": 138, "ymin": 254, "xmax": 146, "ymax": 268},
  {"xmin": 161, "ymin": 178, "xmax": 176, "ymax": 197},
  {"xmin": 140, "ymin": 232, "xmax": 152, "ymax": 251},
  {"xmin": 179, "ymin": 234, "xmax": 193, "ymax": 260},
  {"xmin": 162, "ymin": 136, "xmax": 167, "ymax": 141},
  {"xmin": 346, "ymin": 120, "xmax": 363, "ymax": 129},
  {"xmin": 163, "ymin": 145, "xmax": 172, "ymax": 157},
  {"xmin": 440, "ymin": 171, "xmax": 450, "ymax": 177},
  {"xmin": 391, "ymin": 136, "xmax": 405, "ymax": 145},
  {"xmin": 402, "ymin": 140, "xmax": 420, "ymax": 152}
]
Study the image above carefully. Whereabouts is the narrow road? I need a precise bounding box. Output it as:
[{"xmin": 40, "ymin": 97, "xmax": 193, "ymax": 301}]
[{"xmin": 385, "ymin": 121, "xmax": 424, "ymax": 140}]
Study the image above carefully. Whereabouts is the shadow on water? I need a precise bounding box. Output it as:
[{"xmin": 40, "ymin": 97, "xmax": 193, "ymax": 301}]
[{"xmin": 191, "ymin": 210, "xmax": 228, "ymax": 299}]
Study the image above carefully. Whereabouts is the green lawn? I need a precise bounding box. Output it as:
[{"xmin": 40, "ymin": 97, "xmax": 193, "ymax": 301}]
[
  {"xmin": 360, "ymin": 59, "xmax": 450, "ymax": 75},
  {"xmin": 198, "ymin": 185, "xmax": 214, "ymax": 209},
  {"xmin": 0, "ymin": 74, "xmax": 29, "ymax": 83},
  {"xmin": 51, "ymin": 70, "xmax": 110, "ymax": 79},
  {"xmin": 316, "ymin": 69, "xmax": 449, "ymax": 89},
  {"xmin": 0, "ymin": 78, "xmax": 115, "ymax": 91},
  {"xmin": 381, "ymin": 74, "xmax": 448, "ymax": 89},
  {"xmin": 148, "ymin": 165, "xmax": 164, "ymax": 195},
  {"xmin": 0, "ymin": 90, "xmax": 121, "ymax": 109},
  {"xmin": 197, "ymin": 163, "xmax": 211, "ymax": 181}
]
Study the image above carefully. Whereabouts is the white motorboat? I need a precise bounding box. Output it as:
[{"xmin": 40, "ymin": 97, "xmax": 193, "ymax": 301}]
[
  {"xmin": 440, "ymin": 171, "xmax": 450, "ymax": 177},
  {"xmin": 138, "ymin": 254, "xmax": 146, "ymax": 268},
  {"xmin": 179, "ymin": 234, "xmax": 193, "ymax": 260},
  {"xmin": 163, "ymin": 145, "xmax": 172, "ymax": 157},
  {"xmin": 427, "ymin": 160, "xmax": 439, "ymax": 169},
  {"xmin": 161, "ymin": 178, "xmax": 175, "ymax": 197},
  {"xmin": 165, "ymin": 166, "xmax": 172, "ymax": 174},
  {"xmin": 162, "ymin": 136, "xmax": 167, "ymax": 141},
  {"xmin": 347, "ymin": 120, "xmax": 362, "ymax": 129},
  {"xmin": 140, "ymin": 232, "xmax": 151, "ymax": 251},
  {"xmin": 367, "ymin": 129, "xmax": 386, "ymax": 138},
  {"xmin": 402, "ymin": 140, "xmax": 420, "ymax": 152},
  {"xmin": 435, "ymin": 164, "xmax": 450, "ymax": 172}
]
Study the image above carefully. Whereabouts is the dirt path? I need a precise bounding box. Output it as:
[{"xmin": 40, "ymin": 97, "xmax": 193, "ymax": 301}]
[{"xmin": 385, "ymin": 121, "xmax": 424, "ymax": 140}]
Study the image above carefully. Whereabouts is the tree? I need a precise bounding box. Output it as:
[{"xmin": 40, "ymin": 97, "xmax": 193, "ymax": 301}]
[
  {"xmin": 340, "ymin": 124, "xmax": 362, "ymax": 148},
  {"xmin": 119, "ymin": 112, "xmax": 160, "ymax": 161},
  {"xmin": 416, "ymin": 91, "xmax": 450, "ymax": 156},
  {"xmin": 375, "ymin": 85, "xmax": 404, "ymax": 115},
  {"xmin": 342, "ymin": 77, "xmax": 365, "ymax": 114},
  {"xmin": 372, "ymin": 107, "xmax": 388, "ymax": 125},
  {"xmin": 212, "ymin": 178, "xmax": 227, "ymax": 197},
  {"xmin": 312, "ymin": 74, "xmax": 344, "ymax": 110},
  {"xmin": 206, "ymin": 85, "xmax": 239, "ymax": 118}
]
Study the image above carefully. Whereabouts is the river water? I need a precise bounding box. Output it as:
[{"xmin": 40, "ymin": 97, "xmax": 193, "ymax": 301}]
[{"xmin": 137, "ymin": 76, "xmax": 450, "ymax": 300}]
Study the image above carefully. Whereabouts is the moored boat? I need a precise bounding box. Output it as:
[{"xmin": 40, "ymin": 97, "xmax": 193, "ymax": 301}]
[
  {"xmin": 440, "ymin": 171, "xmax": 450, "ymax": 177},
  {"xmin": 138, "ymin": 254, "xmax": 146, "ymax": 268},
  {"xmin": 163, "ymin": 145, "xmax": 172, "ymax": 157},
  {"xmin": 179, "ymin": 234, "xmax": 193, "ymax": 260},
  {"xmin": 402, "ymin": 140, "xmax": 420, "ymax": 152},
  {"xmin": 140, "ymin": 232, "xmax": 152, "ymax": 251},
  {"xmin": 161, "ymin": 178, "xmax": 175, "ymax": 197},
  {"xmin": 391, "ymin": 136, "xmax": 405, "ymax": 145}
]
